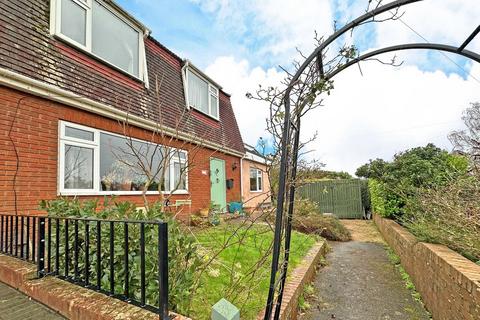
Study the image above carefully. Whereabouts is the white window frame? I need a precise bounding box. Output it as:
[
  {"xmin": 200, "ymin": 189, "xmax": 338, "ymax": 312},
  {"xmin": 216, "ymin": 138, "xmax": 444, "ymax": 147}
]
[
  {"xmin": 50, "ymin": 0, "xmax": 149, "ymax": 84},
  {"xmin": 58, "ymin": 121, "xmax": 188, "ymax": 196},
  {"xmin": 171, "ymin": 151, "xmax": 189, "ymax": 192},
  {"xmin": 184, "ymin": 67, "xmax": 220, "ymax": 120},
  {"xmin": 250, "ymin": 168, "xmax": 263, "ymax": 192},
  {"xmin": 59, "ymin": 121, "xmax": 100, "ymax": 194}
]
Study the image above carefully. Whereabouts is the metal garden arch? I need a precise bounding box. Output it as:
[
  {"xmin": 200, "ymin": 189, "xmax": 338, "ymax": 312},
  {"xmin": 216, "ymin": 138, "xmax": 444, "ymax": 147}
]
[{"xmin": 265, "ymin": 0, "xmax": 480, "ymax": 318}]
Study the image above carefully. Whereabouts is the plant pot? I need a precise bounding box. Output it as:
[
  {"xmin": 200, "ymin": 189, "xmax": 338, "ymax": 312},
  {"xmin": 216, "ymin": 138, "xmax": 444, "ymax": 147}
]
[
  {"xmin": 210, "ymin": 218, "xmax": 220, "ymax": 226},
  {"xmin": 119, "ymin": 182, "xmax": 132, "ymax": 191},
  {"xmin": 199, "ymin": 208, "xmax": 209, "ymax": 218},
  {"xmin": 228, "ymin": 202, "xmax": 243, "ymax": 214},
  {"xmin": 101, "ymin": 181, "xmax": 112, "ymax": 191}
]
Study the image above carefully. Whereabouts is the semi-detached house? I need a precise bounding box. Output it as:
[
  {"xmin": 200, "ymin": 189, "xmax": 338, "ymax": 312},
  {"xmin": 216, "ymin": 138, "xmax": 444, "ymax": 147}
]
[{"xmin": 0, "ymin": 0, "xmax": 245, "ymax": 219}]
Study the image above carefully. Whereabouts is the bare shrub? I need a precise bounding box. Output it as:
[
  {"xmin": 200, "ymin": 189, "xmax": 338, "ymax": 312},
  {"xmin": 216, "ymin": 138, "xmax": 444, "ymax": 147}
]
[
  {"xmin": 289, "ymin": 199, "xmax": 351, "ymax": 241},
  {"xmin": 402, "ymin": 177, "xmax": 480, "ymax": 263}
]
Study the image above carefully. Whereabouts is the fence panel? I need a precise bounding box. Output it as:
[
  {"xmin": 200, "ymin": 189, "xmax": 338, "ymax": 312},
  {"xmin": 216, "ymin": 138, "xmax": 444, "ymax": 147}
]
[
  {"xmin": 0, "ymin": 214, "xmax": 169, "ymax": 319},
  {"xmin": 298, "ymin": 179, "xmax": 364, "ymax": 219}
]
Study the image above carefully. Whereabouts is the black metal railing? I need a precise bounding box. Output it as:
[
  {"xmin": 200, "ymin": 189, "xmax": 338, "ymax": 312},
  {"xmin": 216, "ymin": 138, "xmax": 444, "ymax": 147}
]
[{"xmin": 0, "ymin": 214, "xmax": 169, "ymax": 319}]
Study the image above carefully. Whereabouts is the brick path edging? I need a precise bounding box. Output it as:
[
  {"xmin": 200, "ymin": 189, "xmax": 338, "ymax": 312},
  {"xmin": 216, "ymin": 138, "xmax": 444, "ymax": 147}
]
[
  {"xmin": 373, "ymin": 214, "xmax": 480, "ymax": 320},
  {"xmin": 257, "ymin": 240, "xmax": 328, "ymax": 320},
  {"xmin": 0, "ymin": 254, "xmax": 190, "ymax": 320}
]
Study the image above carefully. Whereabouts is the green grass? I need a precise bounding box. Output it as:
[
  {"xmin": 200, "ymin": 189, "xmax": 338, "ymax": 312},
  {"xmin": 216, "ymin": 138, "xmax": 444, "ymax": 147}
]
[
  {"xmin": 190, "ymin": 223, "xmax": 318, "ymax": 320},
  {"xmin": 298, "ymin": 284, "xmax": 315, "ymax": 312},
  {"xmin": 385, "ymin": 247, "xmax": 432, "ymax": 319},
  {"xmin": 385, "ymin": 247, "xmax": 424, "ymax": 304}
]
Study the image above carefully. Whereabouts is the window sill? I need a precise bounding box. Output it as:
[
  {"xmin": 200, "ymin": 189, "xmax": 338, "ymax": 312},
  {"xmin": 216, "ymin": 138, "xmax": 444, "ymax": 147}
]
[
  {"xmin": 58, "ymin": 190, "xmax": 190, "ymax": 196},
  {"xmin": 190, "ymin": 106, "xmax": 220, "ymax": 122},
  {"xmin": 250, "ymin": 190, "xmax": 264, "ymax": 193}
]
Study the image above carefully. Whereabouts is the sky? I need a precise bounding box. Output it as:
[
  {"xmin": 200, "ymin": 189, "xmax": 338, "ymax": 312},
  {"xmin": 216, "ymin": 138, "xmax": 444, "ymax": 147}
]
[{"xmin": 117, "ymin": 0, "xmax": 480, "ymax": 175}]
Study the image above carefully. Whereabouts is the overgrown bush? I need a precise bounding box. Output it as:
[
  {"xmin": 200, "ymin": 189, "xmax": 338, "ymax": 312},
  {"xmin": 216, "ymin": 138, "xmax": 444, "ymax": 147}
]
[
  {"xmin": 362, "ymin": 144, "xmax": 479, "ymax": 263},
  {"xmin": 368, "ymin": 179, "xmax": 385, "ymax": 216},
  {"xmin": 368, "ymin": 179, "xmax": 403, "ymax": 218},
  {"xmin": 361, "ymin": 144, "xmax": 468, "ymax": 217},
  {"xmin": 402, "ymin": 177, "xmax": 480, "ymax": 263},
  {"xmin": 291, "ymin": 199, "xmax": 351, "ymax": 241},
  {"xmin": 39, "ymin": 197, "xmax": 202, "ymax": 315}
]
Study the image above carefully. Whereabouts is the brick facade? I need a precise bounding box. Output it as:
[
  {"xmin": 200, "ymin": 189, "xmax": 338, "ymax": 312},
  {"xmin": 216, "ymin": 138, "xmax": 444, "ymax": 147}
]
[
  {"xmin": 374, "ymin": 215, "xmax": 480, "ymax": 320},
  {"xmin": 0, "ymin": 85, "xmax": 242, "ymax": 219}
]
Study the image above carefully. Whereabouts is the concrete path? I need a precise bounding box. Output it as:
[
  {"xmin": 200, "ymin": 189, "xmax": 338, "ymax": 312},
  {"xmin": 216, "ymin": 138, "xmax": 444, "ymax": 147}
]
[
  {"xmin": 300, "ymin": 220, "xmax": 430, "ymax": 320},
  {"xmin": 0, "ymin": 282, "xmax": 64, "ymax": 320}
]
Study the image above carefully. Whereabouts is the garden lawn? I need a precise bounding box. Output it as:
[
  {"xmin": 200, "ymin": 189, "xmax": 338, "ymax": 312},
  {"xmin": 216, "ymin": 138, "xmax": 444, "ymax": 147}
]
[{"xmin": 190, "ymin": 223, "xmax": 318, "ymax": 320}]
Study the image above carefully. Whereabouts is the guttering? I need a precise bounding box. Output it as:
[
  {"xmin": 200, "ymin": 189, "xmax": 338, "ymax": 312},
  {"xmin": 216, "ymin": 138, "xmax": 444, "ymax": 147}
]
[
  {"xmin": 244, "ymin": 143, "xmax": 268, "ymax": 161},
  {"xmin": 0, "ymin": 67, "xmax": 244, "ymax": 158}
]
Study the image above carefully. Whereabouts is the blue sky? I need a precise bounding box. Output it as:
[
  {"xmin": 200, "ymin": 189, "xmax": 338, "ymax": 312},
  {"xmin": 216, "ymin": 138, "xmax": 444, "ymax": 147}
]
[
  {"xmin": 117, "ymin": 0, "xmax": 256, "ymax": 69},
  {"xmin": 117, "ymin": 0, "xmax": 476, "ymax": 75},
  {"xmin": 116, "ymin": 0, "xmax": 479, "ymax": 174}
]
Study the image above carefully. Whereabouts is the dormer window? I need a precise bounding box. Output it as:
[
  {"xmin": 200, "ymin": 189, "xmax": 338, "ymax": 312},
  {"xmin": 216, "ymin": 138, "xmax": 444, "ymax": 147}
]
[
  {"xmin": 51, "ymin": 0, "xmax": 147, "ymax": 81},
  {"xmin": 185, "ymin": 67, "xmax": 220, "ymax": 119}
]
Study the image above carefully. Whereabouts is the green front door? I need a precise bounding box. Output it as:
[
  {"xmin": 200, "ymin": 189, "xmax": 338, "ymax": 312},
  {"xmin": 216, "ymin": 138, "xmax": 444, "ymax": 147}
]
[{"xmin": 210, "ymin": 158, "xmax": 227, "ymax": 210}]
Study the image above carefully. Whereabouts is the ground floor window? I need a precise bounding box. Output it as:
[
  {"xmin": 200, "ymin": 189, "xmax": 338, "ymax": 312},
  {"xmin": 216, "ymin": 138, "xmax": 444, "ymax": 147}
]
[
  {"xmin": 59, "ymin": 121, "xmax": 188, "ymax": 195},
  {"xmin": 250, "ymin": 168, "xmax": 263, "ymax": 192}
]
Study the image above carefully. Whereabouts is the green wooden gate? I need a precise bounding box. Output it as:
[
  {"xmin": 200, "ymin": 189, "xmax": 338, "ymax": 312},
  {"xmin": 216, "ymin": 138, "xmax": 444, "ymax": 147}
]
[{"xmin": 298, "ymin": 179, "xmax": 364, "ymax": 219}]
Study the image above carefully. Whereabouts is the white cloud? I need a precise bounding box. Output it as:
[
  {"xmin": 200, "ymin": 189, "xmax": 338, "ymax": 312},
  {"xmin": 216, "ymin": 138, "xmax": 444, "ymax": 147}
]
[
  {"xmin": 204, "ymin": 56, "xmax": 284, "ymax": 144},
  {"xmin": 374, "ymin": 0, "xmax": 480, "ymax": 49},
  {"xmin": 306, "ymin": 61, "xmax": 480, "ymax": 174},
  {"xmin": 369, "ymin": 0, "xmax": 480, "ymax": 69},
  {"xmin": 190, "ymin": 0, "xmax": 334, "ymax": 62},
  {"xmin": 200, "ymin": 0, "xmax": 480, "ymax": 175}
]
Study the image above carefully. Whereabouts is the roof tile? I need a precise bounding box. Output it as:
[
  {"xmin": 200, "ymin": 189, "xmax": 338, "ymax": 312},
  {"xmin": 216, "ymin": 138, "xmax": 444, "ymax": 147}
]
[{"xmin": 0, "ymin": 0, "xmax": 245, "ymax": 154}]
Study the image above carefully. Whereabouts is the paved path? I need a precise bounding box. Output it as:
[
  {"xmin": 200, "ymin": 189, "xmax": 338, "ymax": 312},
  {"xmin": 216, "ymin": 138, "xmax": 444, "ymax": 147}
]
[
  {"xmin": 0, "ymin": 282, "xmax": 64, "ymax": 320},
  {"xmin": 300, "ymin": 220, "xmax": 430, "ymax": 320}
]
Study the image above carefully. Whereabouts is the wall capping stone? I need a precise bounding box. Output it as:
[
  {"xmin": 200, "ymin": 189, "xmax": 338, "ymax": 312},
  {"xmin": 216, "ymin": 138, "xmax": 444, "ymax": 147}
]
[
  {"xmin": 374, "ymin": 214, "xmax": 480, "ymax": 320},
  {"xmin": 0, "ymin": 254, "xmax": 190, "ymax": 320},
  {"xmin": 257, "ymin": 240, "xmax": 328, "ymax": 320}
]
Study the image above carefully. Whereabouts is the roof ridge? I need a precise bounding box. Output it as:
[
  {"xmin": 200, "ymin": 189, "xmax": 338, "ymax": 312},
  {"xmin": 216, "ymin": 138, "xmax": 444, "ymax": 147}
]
[{"xmin": 146, "ymin": 35, "xmax": 183, "ymax": 63}]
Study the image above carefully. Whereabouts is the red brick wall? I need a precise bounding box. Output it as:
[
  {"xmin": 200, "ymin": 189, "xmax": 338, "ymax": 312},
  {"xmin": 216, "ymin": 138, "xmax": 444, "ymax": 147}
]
[
  {"xmin": 0, "ymin": 85, "xmax": 242, "ymax": 219},
  {"xmin": 257, "ymin": 241, "xmax": 328, "ymax": 320},
  {"xmin": 374, "ymin": 215, "xmax": 480, "ymax": 320}
]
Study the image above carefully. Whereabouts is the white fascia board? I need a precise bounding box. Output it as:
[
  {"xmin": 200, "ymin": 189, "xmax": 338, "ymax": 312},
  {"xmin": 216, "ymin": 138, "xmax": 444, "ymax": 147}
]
[{"xmin": 243, "ymin": 150, "xmax": 268, "ymax": 165}]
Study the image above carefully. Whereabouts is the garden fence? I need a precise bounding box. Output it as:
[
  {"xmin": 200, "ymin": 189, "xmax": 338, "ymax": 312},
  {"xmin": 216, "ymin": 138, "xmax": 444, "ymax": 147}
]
[
  {"xmin": 298, "ymin": 179, "xmax": 365, "ymax": 219},
  {"xmin": 0, "ymin": 214, "xmax": 169, "ymax": 319}
]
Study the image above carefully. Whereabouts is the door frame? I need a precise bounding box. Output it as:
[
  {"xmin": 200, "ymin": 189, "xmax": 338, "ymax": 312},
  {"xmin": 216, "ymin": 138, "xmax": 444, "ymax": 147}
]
[{"xmin": 210, "ymin": 157, "xmax": 227, "ymax": 211}]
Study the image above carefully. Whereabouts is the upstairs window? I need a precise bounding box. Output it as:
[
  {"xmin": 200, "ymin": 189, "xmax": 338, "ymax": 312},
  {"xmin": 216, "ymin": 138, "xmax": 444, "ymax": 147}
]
[
  {"xmin": 52, "ymin": 0, "xmax": 146, "ymax": 80},
  {"xmin": 185, "ymin": 68, "xmax": 219, "ymax": 119},
  {"xmin": 60, "ymin": 0, "xmax": 87, "ymax": 46}
]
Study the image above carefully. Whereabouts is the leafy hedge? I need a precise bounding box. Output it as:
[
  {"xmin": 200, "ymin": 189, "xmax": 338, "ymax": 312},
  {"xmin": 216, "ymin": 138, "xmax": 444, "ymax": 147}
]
[
  {"xmin": 40, "ymin": 197, "xmax": 202, "ymax": 315},
  {"xmin": 368, "ymin": 179, "xmax": 385, "ymax": 216},
  {"xmin": 368, "ymin": 179, "xmax": 403, "ymax": 218},
  {"xmin": 362, "ymin": 144, "xmax": 468, "ymax": 218},
  {"xmin": 360, "ymin": 144, "xmax": 479, "ymax": 263}
]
